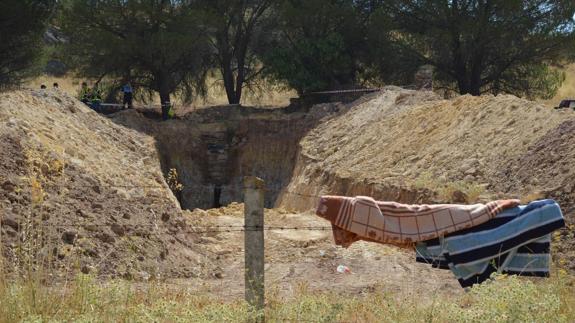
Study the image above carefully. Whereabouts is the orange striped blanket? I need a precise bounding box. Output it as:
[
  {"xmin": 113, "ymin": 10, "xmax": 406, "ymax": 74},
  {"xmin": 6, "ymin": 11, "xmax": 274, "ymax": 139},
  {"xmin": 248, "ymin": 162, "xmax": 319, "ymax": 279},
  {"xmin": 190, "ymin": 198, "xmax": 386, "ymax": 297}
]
[{"xmin": 316, "ymin": 196, "xmax": 520, "ymax": 248}]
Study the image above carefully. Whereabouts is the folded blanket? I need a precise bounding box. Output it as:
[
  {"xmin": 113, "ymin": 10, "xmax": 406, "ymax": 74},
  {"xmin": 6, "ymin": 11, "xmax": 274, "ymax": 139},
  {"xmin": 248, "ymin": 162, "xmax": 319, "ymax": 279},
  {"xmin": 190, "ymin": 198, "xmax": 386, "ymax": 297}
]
[
  {"xmin": 416, "ymin": 199, "xmax": 565, "ymax": 287},
  {"xmin": 316, "ymin": 196, "xmax": 520, "ymax": 248}
]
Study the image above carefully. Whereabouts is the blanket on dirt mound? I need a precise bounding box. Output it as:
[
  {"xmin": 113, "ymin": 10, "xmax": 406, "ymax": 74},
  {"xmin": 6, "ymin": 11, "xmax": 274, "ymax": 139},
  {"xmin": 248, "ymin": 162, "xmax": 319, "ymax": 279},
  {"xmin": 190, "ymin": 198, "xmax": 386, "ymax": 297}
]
[
  {"xmin": 416, "ymin": 199, "xmax": 564, "ymax": 287},
  {"xmin": 315, "ymin": 196, "xmax": 520, "ymax": 248}
]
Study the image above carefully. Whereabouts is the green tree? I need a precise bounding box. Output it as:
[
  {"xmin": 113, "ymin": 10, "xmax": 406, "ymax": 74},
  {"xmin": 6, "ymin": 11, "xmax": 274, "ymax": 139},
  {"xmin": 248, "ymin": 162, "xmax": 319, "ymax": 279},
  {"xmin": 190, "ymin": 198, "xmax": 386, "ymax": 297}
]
[
  {"xmin": 0, "ymin": 0, "xmax": 55, "ymax": 89},
  {"xmin": 59, "ymin": 0, "xmax": 211, "ymax": 105},
  {"xmin": 198, "ymin": 0, "xmax": 277, "ymax": 104},
  {"xmin": 262, "ymin": 0, "xmax": 370, "ymax": 95},
  {"xmin": 383, "ymin": 0, "xmax": 575, "ymax": 98}
]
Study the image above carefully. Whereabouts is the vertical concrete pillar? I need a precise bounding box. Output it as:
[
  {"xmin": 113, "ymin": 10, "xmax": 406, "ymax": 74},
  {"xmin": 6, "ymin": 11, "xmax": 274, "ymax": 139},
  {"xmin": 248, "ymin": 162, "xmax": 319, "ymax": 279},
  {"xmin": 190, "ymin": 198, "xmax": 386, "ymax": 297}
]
[{"xmin": 244, "ymin": 176, "xmax": 265, "ymax": 321}]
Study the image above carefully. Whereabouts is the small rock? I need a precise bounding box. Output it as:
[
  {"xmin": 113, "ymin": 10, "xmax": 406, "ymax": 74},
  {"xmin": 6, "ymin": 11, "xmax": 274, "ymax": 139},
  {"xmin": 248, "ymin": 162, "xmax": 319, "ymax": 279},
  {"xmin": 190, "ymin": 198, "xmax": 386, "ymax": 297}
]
[
  {"xmin": 81, "ymin": 265, "xmax": 95, "ymax": 274},
  {"xmin": 1, "ymin": 180, "xmax": 17, "ymax": 192},
  {"xmin": 62, "ymin": 231, "xmax": 78, "ymax": 245},
  {"xmin": 84, "ymin": 248, "xmax": 99, "ymax": 258},
  {"xmin": 5, "ymin": 227, "xmax": 17, "ymax": 237},
  {"xmin": 451, "ymin": 190, "xmax": 468, "ymax": 203},
  {"xmin": 122, "ymin": 213, "xmax": 131, "ymax": 219},
  {"xmin": 1, "ymin": 217, "xmax": 19, "ymax": 231},
  {"xmin": 76, "ymin": 209, "xmax": 90, "ymax": 218},
  {"xmin": 213, "ymin": 271, "xmax": 224, "ymax": 279},
  {"xmin": 97, "ymin": 232, "xmax": 115, "ymax": 244},
  {"xmin": 91, "ymin": 202, "xmax": 104, "ymax": 210},
  {"xmin": 137, "ymin": 255, "xmax": 145, "ymax": 261},
  {"xmin": 464, "ymin": 168, "xmax": 477, "ymax": 176},
  {"xmin": 84, "ymin": 225, "xmax": 98, "ymax": 232},
  {"xmin": 110, "ymin": 224, "xmax": 125, "ymax": 236},
  {"xmin": 161, "ymin": 212, "xmax": 170, "ymax": 222}
]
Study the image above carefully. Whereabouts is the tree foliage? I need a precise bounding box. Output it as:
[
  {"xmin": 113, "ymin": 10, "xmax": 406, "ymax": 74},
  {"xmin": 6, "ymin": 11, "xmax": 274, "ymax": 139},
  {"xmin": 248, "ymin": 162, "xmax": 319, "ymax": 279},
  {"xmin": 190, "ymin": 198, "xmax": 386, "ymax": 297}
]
[
  {"xmin": 262, "ymin": 0, "xmax": 371, "ymax": 95},
  {"xmin": 53, "ymin": 0, "xmax": 575, "ymax": 101},
  {"xmin": 0, "ymin": 0, "xmax": 55, "ymax": 89},
  {"xmin": 382, "ymin": 0, "xmax": 575, "ymax": 97},
  {"xmin": 59, "ymin": 0, "xmax": 211, "ymax": 104},
  {"xmin": 198, "ymin": 0, "xmax": 277, "ymax": 104}
]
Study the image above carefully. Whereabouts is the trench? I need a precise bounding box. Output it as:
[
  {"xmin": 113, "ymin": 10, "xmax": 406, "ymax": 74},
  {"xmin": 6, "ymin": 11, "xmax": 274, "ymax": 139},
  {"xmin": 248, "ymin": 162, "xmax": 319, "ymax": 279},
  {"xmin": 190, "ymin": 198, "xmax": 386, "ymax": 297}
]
[
  {"xmin": 110, "ymin": 96, "xmax": 436, "ymax": 211},
  {"xmin": 111, "ymin": 104, "xmax": 344, "ymax": 209}
]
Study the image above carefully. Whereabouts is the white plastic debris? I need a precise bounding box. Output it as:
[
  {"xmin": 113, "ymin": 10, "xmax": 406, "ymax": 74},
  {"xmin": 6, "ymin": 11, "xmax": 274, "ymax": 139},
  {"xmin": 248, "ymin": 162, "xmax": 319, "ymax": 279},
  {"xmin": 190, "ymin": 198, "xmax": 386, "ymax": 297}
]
[{"xmin": 336, "ymin": 265, "xmax": 351, "ymax": 274}]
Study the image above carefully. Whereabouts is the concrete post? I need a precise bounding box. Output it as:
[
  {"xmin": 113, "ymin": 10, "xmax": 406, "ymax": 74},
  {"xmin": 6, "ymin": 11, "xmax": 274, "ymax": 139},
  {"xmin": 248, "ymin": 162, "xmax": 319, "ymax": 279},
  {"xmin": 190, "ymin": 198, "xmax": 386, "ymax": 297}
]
[{"xmin": 244, "ymin": 176, "xmax": 265, "ymax": 321}]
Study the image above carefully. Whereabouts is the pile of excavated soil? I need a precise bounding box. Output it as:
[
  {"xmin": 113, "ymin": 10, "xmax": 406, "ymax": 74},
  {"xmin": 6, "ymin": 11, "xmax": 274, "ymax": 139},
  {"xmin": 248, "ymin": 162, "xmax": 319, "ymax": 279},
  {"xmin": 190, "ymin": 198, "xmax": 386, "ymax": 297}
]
[
  {"xmin": 283, "ymin": 87, "xmax": 575, "ymax": 205},
  {"xmin": 280, "ymin": 87, "xmax": 575, "ymax": 270},
  {"xmin": 494, "ymin": 119, "xmax": 575, "ymax": 211},
  {"xmin": 0, "ymin": 89, "xmax": 213, "ymax": 279}
]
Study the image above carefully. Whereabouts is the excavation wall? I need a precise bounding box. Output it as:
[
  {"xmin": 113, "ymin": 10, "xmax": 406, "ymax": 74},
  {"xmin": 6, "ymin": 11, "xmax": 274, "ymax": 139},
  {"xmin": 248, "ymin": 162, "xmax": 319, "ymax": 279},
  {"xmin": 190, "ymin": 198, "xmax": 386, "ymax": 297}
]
[{"xmin": 111, "ymin": 104, "xmax": 344, "ymax": 209}]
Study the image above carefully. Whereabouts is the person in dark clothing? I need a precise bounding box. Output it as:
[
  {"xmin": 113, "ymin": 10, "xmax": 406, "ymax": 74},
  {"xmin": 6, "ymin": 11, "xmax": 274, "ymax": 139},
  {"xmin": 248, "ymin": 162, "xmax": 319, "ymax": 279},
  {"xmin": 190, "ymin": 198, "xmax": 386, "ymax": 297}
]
[
  {"xmin": 53, "ymin": 82, "xmax": 59, "ymax": 89},
  {"xmin": 90, "ymin": 85, "xmax": 102, "ymax": 112},
  {"xmin": 40, "ymin": 84, "xmax": 46, "ymax": 89},
  {"xmin": 79, "ymin": 82, "xmax": 91, "ymax": 105},
  {"xmin": 162, "ymin": 101, "xmax": 171, "ymax": 121},
  {"xmin": 122, "ymin": 82, "xmax": 133, "ymax": 109}
]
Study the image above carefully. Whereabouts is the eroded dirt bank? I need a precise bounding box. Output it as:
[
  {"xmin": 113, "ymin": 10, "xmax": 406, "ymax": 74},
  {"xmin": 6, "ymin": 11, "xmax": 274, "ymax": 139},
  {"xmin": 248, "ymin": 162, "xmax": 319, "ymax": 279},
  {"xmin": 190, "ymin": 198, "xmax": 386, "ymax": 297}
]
[{"xmin": 0, "ymin": 89, "xmax": 214, "ymax": 279}]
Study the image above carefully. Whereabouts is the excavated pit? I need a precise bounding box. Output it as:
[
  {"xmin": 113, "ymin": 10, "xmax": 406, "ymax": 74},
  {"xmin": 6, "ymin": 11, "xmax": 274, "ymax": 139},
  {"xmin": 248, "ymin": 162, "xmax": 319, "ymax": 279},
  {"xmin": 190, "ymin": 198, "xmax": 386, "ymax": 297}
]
[{"xmin": 110, "ymin": 104, "xmax": 345, "ymax": 209}]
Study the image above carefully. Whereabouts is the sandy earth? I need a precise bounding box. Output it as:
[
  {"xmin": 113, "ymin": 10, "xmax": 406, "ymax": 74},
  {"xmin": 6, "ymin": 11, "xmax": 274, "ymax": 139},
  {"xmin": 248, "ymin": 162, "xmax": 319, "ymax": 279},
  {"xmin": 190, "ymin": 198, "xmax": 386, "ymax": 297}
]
[
  {"xmin": 179, "ymin": 203, "xmax": 462, "ymax": 300},
  {"xmin": 296, "ymin": 88, "xmax": 575, "ymax": 194}
]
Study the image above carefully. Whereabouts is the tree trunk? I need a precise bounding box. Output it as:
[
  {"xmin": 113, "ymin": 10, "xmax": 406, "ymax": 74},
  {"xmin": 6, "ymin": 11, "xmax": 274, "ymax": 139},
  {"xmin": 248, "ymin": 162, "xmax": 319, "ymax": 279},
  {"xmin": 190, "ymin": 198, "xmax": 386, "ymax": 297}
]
[
  {"xmin": 222, "ymin": 55, "xmax": 240, "ymax": 105},
  {"xmin": 234, "ymin": 53, "xmax": 245, "ymax": 105}
]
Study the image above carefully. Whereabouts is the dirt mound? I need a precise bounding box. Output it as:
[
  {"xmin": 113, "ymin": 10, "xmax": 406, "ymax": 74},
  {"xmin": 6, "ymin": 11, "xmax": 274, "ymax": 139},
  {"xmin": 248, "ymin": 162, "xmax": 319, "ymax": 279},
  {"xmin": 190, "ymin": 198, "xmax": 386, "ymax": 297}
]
[
  {"xmin": 279, "ymin": 87, "xmax": 575, "ymax": 270},
  {"xmin": 0, "ymin": 89, "xmax": 212, "ymax": 279},
  {"xmin": 494, "ymin": 119, "xmax": 575, "ymax": 210},
  {"xmin": 281, "ymin": 88, "xmax": 575, "ymax": 209}
]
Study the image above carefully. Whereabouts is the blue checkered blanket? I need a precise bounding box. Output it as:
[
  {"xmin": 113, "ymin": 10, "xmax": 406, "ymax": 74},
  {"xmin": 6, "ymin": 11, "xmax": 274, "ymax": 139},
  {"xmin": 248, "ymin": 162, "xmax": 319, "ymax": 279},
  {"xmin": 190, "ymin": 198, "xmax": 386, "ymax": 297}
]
[{"xmin": 416, "ymin": 199, "xmax": 565, "ymax": 287}]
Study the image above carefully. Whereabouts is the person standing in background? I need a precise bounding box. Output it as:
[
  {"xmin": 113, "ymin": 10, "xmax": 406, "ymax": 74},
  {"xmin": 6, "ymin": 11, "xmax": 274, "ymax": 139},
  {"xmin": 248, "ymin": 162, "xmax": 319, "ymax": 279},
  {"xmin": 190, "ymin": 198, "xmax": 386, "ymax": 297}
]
[
  {"xmin": 122, "ymin": 82, "xmax": 133, "ymax": 109},
  {"xmin": 91, "ymin": 85, "xmax": 102, "ymax": 112},
  {"xmin": 79, "ymin": 82, "xmax": 91, "ymax": 105}
]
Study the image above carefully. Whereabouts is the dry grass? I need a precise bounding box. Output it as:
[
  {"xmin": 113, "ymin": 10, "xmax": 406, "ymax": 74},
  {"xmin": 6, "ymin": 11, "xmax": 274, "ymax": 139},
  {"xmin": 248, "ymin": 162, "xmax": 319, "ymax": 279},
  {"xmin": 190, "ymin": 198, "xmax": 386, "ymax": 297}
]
[
  {"xmin": 413, "ymin": 172, "xmax": 486, "ymax": 203},
  {"xmin": 0, "ymin": 270, "xmax": 573, "ymax": 322},
  {"xmin": 542, "ymin": 63, "xmax": 575, "ymax": 107},
  {"xmin": 25, "ymin": 75, "xmax": 296, "ymax": 108}
]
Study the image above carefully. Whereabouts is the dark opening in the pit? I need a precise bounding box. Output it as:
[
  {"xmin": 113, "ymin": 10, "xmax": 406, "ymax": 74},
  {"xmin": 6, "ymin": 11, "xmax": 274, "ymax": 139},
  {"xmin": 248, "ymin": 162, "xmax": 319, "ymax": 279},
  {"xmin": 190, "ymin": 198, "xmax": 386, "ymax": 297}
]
[{"xmin": 213, "ymin": 185, "xmax": 222, "ymax": 208}]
